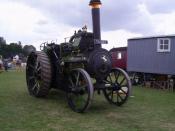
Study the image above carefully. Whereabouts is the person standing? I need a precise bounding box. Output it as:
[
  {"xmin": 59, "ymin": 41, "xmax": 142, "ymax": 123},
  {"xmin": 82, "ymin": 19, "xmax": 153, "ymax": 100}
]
[
  {"xmin": 0, "ymin": 56, "xmax": 3, "ymax": 73},
  {"xmin": 3, "ymin": 59, "xmax": 8, "ymax": 72}
]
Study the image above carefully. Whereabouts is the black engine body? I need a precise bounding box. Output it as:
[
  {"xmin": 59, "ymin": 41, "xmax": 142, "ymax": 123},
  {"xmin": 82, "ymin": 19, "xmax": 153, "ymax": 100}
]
[{"xmin": 45, "ymin": 31, "xmax": 112, "ymax": 88}]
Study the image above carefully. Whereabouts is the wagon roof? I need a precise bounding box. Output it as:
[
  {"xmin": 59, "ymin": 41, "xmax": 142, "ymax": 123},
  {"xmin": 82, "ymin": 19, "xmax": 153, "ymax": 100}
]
[
  {"xmin": 109, "ymin": 47, "xmax": 127, "ymax": 52},
  {"xmin": 128, "ymin": 34, "xmax": 175, "ymax": 41}
]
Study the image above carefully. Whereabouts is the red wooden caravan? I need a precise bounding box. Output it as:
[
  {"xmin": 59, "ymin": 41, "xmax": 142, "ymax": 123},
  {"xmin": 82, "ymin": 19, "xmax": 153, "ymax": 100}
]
[{"xmin": 109, "ymin": 47, "xmax": 127, "ymax": 70}]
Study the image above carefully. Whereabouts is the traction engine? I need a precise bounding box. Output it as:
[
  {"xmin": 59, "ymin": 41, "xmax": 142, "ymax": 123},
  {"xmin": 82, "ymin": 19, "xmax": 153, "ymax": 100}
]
[{"xmin": 26, "ymin": 0, "xmax": 131, "ymax": 112}]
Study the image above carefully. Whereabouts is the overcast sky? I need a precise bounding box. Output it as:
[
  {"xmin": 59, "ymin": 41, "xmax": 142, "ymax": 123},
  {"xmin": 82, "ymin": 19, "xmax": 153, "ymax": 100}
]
[{"xmin": 0, "ymin": 0, "xmax": 175, "ymax": 50}]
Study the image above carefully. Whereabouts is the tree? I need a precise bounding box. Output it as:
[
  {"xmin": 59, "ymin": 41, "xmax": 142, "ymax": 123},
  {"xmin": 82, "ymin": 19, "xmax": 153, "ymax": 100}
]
[
  {"xmin": 5, "ymin": 42, "xmax": 23, "ymax": 58},
  {"xmin": 0, "ymin": 37, "xmax": 7, "ymax": 57},
  {"xmin": 0, "ymin": 40, "xmax": 23, "ymax": 58},
  {"xmin": 0, "ymin": 37, "xmax": 6, "ymax": 45},
  {"xmin": 0, "ymin": 36, "xmax": 37, "ymax": 58}
]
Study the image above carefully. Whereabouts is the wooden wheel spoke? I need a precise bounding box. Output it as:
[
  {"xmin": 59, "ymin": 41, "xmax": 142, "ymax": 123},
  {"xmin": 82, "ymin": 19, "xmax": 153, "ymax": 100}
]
[
  {"xmin": 29, "ymin": 76, "xmax": 35, "ymax": 81},
  {"xmin": 111, "ymin": 91, "xmax": 114, "ymax": 100},
  {"xmin": 117, "ymin": 92, "xmax": 124, "ymax": 101},
  {"xmin": 115, "ymin": 71, "xmax": 120, "ymax": 81},
  {"xmin": 103, "ymin": 79, "xmax": 112, "ymax": 84},
  {"xmin": 113, "ymin": 72, "xmax": 117, "ymax": 80},
  {"xmin": 69, "ymin": 77, "xmax": 74, "ymax": 87},
  {"xmin": 29, "ymin": 64, "xmax": 35, "ymax": 69},
  {"xmin": 79, "ymin": 84, "xmax": 87, "ymax": 90},
  {"xmin": 36, "ymin": 58, "xmax": 39, "ymax": 67},
  {"xmin": 76, "ymin": 72, "xmax": 80, "ymax": 86},
  {"xmin": 109, "ymin": 75, "xmax": 113, "ymax": 83},
  {"xmin": 120, "ymin": 88, "xmax": 127, "ymax": 95},
  {"xmin": 32, "ymin": 83, "xmax": 38, "ymax": 91},
  {"xmin": 119, "ymin": 77, "xmax": 126, "ymax": 86},
  {"xmin": 37, "ymin": 66, "xmax": 41, "ymax": 72}
]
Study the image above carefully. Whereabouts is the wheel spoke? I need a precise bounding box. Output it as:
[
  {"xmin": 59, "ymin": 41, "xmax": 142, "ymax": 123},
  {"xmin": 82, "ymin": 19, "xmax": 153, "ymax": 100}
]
[
  {"xmin": 35, "ymin": 82, "xmax": 40, "ymax": 94},
  {"xmin": 28, "ymin": 64, "xmax": 35, "ymax": 69},
  {"xmin": 117, "ymin": 92, "xmax": 124, "ymax": 101},
  {"xmin": 29, "ymin": 76, "xmax": 35, "ymax": 81},
  {"xmin": 37, "ymin": 66, "xmax": 41, "ymax": 72},
  {"xmin": 119, "ymin": 77, "xmax": 126, "ymax": 86},
  {"xmin": 36, "ymin": 58, "xmax": 39, "ymax": 68},
  {"xmin": 79, "ymin": 84, "xmax": 88, "ymax": 90},
  {"xmin": 115, "ymin": 71, "xmax": 120, "ymax": 81},
  {"xmin": 32, "ymin": 83, "xmax": 37, "ymax": 91},
  {"xmin": 69, "ymin": 77, "xmax": 74, "ymax": 87},
  {"xmin": 109, "ymin": 75, "xmax": 113, "ymax": 83},
  {"xmin": 120, "ymin": 88, "xmax": 127, "ymax": 95},
  {"xmin": 103, "ymin": 79, "xmax": 112, "ymax": 84},
  {"xmin": 114, "ymin": 71, "xmax": 118, "ymax": 80},
  {"xmin": 76, "ymin": 72, "xmax": 80, "ymax": 86}
]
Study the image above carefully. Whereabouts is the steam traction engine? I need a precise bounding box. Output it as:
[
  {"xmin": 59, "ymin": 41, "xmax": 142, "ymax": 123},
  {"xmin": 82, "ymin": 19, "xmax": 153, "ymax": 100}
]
[{"xmin": 26, "ymin": 0, "xmax": 131, "ymax": 112}]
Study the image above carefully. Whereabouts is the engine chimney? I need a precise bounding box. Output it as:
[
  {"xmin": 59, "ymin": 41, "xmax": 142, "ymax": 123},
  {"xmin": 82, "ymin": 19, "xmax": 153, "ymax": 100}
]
[{"xmin": 89, "ymin": 0, "xmax": 102, "ymax": 48}]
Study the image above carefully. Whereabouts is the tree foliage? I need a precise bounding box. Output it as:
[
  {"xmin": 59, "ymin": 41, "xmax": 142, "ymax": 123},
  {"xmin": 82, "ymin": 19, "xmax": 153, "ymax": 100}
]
[{"xmin": 0, "ymin": 37, "xmax": 36, "ymax": 58}]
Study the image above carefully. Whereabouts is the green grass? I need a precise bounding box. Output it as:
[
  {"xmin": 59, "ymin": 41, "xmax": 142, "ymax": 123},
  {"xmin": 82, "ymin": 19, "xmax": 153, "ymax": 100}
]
[{"xmin": 0, "ymin": 71, "xmax": 175, "ymax": 131}]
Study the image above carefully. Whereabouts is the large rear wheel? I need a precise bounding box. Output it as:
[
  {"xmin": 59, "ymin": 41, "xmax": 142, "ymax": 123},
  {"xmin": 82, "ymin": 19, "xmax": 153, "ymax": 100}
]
[
  {"xmin": 103, "ymin": 68, "xmax": 131, "ymax": 106},
  {"xmin": 26, "ymin": 51, "xmax": 52, "ymax": 97},
  {"xmin": 67, "ymin": 68, "xmax": 94, "ymax": 113}
]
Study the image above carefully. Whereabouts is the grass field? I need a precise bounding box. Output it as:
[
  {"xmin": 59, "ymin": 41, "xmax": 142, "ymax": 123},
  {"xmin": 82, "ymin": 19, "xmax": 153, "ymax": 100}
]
[{"xmin": 0, "ymin": 71, "xmax": 175, "ymax": 131}]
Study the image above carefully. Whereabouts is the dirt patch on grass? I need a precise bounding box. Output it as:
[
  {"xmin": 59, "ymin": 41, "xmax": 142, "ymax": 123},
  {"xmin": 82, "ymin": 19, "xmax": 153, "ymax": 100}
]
[
  {"xmin": 106, "ymin": 112, "xmax": 125, "ymax": 120},
  {"xmin": 159, "ymin": 122, "xmax": 175, "ymax": 130}
]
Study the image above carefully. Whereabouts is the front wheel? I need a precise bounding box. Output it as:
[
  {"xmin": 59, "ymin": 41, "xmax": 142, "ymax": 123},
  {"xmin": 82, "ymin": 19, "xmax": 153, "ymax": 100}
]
[
  {"xmin": 103, "ymin": 68, "xmax": 131, "ymax": 106},
  {"xmin": 67, "ymin": 68, "xmax": 94, "ymax": 113}
]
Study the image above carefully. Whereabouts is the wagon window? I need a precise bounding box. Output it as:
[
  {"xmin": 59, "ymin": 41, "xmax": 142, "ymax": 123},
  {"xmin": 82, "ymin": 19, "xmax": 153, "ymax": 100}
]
[
  {"xmin": 72, "ymin": 37, "xmax": 81, "ymax": 47},
  {"xmin": 157, "ymin": 38, "xmax": 171, "ymax": 52},
  {"xmin": 117, "ymin": 52, "xmax": 122, "ymax": 59}
]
